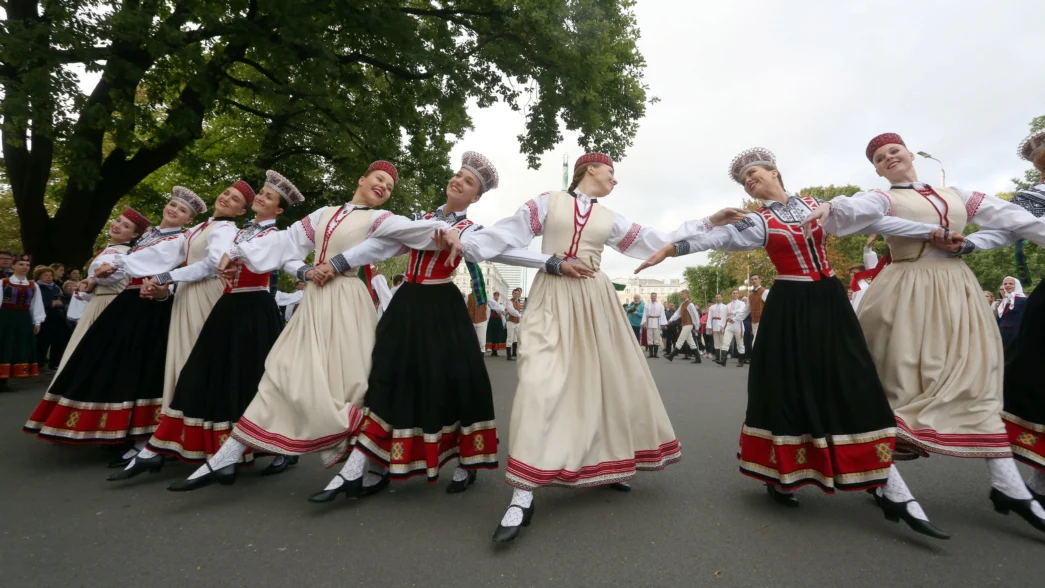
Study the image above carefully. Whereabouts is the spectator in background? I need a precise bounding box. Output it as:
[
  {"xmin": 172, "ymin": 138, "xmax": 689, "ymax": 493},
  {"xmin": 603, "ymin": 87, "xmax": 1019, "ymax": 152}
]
[
  {"xmin": 67, "ymin": 268, "xmax": 82, "ymax": 284},
  {"xmin": 50, "ymin": 263, "xmax": 66, "ymax": 288},
  {"xmin": 626, "ymin": 294, "xmax": 644, "ymax": 341},
  {"xmin": 0, "ymin": 250, "xmax": 13, "ymax": 278},
  {"xmin": 391, "ymin": 274, "xmax": 405, "ymax": 297},
  {"xmin": 34, "ymin": 265, "xmax": 65, "ymax": 370},
  {"xmin": 997, "ymin": 276, "xmax": 1027, "ymax": 352},
  {"xmin": 984, "ymin": 290, "xmax": 995, "ymax": 308}
]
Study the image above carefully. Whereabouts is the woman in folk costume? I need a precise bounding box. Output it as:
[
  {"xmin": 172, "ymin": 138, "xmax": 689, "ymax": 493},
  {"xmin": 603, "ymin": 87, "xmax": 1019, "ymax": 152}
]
[
  {"xmin": 166, "ymin": 161, "xmax": 440, "ymax": 491},
  {"xmin": 996, "ymin": 276, "xmax": 1027, "ymax": 350},
  {"xmin": 959, "ymin": 130, "xmax": 1045, "ymax": 506},
  {"xmin": 0, "ymin": 254, "xmax": 45, "ymax": 386},
  {"xmin": 53, "ymin": 208, "xmax": 152, "ymax": 379},
  {"xmin": 24, "ymin": 189, "xmax": 204, "ymax": 446},
  {"xmin": 445, "ymin": 153, "xmax": 744, "ymax": 543},
  {"xmin": 308, "ymin": 151, "xmax": 554, "ymax": 502},
  {"xmin": 505, "ymin": 287, "xmax": 523, "ymax": 360},
  {"xmin": 485, "ymin": 291, "xmax": 508, "ymax": 355},
  {"xmin": 802, "ymin": 132, "xmax": 1045, "ymax": 535},
  {"xmin": 109, "ymin": 172, "xmax": 305, "ymax": 481},
  {"xmin": 637, "ymin": 148, "xmax": 955, "ymax": 539}
]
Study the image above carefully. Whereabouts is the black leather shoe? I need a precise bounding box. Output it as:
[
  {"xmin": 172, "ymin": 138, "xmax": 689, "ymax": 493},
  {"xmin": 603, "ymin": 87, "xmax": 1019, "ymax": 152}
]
[
  {"xmin": 665, "ymin": 350, "xmax": 677, "ymax": 362},
  {"xmin": 107, "ymin": 453, "xmax": 137, "ymax": 469},
  {"xmin": 362, "ymin": 474, "xmax": 391, "ymax": 497},
  {"xmin": 866, "ymin": 488, "xmax": 882, "ymax": 506},
  {"xmin": 990, "ymin": 487, "xmax": 1045, "ymax": 533},
  {"xmin": 260, "ymin": 455, "xmax": 299, "ymax": 477},
  {"xmin": 307, "ymin": 475, "xmax": 363, "ymax": 503},
  {"xmin": 607, "ymin": 482, "xmax": 632, "ymax": 492},
  {"xmin": 107, "ymin": 454, "xmax": 165, "ymax": 481},
  {"xmin": 737, "ymin": 358, "xmax": 746, "ymax": 367},
  {"xmin": 766, "ymin": 484, "xmax": 799, "ymax": 507},
  {"xmin": 691, "ymin": 354, "xmax": 702, "ymax": 364},
  {"xmin": 446, "ymin": 470, "xmax": 478, "ymax": 494},
  {"xmin": 1031, "ymin": 487, "xmax": 1045, "ymax": 508},
  {"xmin": 878, "ymin": 494, "xmax": 950, "ymax": 539},
  {"xmin": 167, "ymin": 463, "xmax": 237, "ymax": 492},
  {"xmin": 492, "ymin": 502, "xmax": 535, "ymax": 543}
]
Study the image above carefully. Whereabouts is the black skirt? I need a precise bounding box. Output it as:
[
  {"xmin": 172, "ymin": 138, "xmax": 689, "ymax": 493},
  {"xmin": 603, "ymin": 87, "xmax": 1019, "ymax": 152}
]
[
  {"xmin": 148, "ymin": 291, "xmax": 283, "ymax": 463},
  {"xmin": 738, "ymin": 277, "xmax": 897, "ymax": 492},
  {"xmin": 1002, "ymin": 285, "xmax": 1045, "ymax": 470},
  {"xmin": 353, "ymin": 281, "xmax": 498, "ymax": 481},
  {"xmin": 24, "ymin": 288, "xmax": 173, "ymax": 442}
]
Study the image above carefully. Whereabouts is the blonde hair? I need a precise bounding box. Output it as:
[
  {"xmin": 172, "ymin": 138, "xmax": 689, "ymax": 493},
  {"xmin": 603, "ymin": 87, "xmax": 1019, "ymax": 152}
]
[
  {"xmin": 33, "ymin": 265, "xmax": 54, "ymax": 280},
  {"xmin": 568, "ymin": 163, "xmax": 602, "ymax": 193}
]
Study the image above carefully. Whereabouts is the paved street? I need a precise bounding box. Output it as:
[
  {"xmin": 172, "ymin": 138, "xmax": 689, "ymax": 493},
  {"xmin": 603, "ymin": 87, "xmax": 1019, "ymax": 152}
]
[{"xmin": 2, "ymin": 356, "xmax": 1043, "ymax": 588}]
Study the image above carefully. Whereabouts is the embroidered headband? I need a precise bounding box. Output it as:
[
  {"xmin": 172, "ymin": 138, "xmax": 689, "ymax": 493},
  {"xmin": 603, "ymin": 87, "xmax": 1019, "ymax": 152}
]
[
  {"xmin": 866, "ymin": 133, "xmax": 906, "ymax": 162},
  {"xmin": 120, "ymin": 207, "xmax": 152, "ymax": 232},
  {"xmin": 1018, "ymin": 130, "xmax": 1045, "ymax": 163},
  {"xmin": 170, "ymin": 186, "xmax": 207, "ymax": 215},
  {"xmin": 231, "ymin": 180, "xmax": 256, "ymax": 207},
  {"xmin": 574, "ymin": 153, "xmax": 614, "ymax": 171},
  {"xmin": 366, "ymin": 160, "xmax": 399, "ymax": 186},
  {"xmin": 264, "ymin": 170, "xmax": 305, "ymax": 205},
  {"xmin": 460, "ymin": 151, "xmax": 499, "ymax": 193},
  {"xmin": 729, "ymin": 148, "xmax": 776, "ymax": 184}
]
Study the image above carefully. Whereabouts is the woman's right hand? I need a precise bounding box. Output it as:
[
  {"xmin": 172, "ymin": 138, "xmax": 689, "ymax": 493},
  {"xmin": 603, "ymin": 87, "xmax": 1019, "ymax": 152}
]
[
  {"xmin": 560, "ymin": 262, "xmax": 595, "ymax": 279},
  {"xmin": 634, "ymin": 244, "xmax": 674, "ymax": 274}
]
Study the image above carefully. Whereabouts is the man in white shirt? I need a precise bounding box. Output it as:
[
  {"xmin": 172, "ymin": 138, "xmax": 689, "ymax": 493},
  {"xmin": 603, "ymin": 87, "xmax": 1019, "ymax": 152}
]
[
  {"xmin": 640, "ymin": 292, "xmax": 666, "ymax": 358},
  {"xmin": 706, "ymin": 294, "xmax": 728, "ymax": 360},
  {"xmin": 665, "ymin": 290, "xmax": 701, "ymax": 363},
  {"xmin": 717, "ymin": 289, "xmax": 749, "ymax": 367},
  {"xmin": 849, "ymin": 234, "xmax": 879, "ymax": 312}
]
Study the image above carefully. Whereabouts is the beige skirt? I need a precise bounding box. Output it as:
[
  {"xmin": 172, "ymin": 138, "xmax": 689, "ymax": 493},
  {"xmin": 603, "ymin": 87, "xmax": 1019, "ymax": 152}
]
[
  {"xmin": 505, "ymin": 272, "xmax": 681, "ymax": 490},
  {"xmin": 51, "ymin": 292, "xmax": 122, "ymax": 381},
  {"xmin": 857, "ymin": 256, "xmax": 1010, "ymax": 458},
  {"xmin": 161, "ymin": 277, "xmax": 225, "ymax": 409},
  {"xmin": 232, "ymin": 276, "xmax": 376, "ymax": 466}
]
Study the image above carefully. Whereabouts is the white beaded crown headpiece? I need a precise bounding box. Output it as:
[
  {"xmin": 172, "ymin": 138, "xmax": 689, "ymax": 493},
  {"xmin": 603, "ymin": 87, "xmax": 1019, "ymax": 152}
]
[
  {"xmin": 1018, "ymin": 130, "xmax": 1045, "ymax": 162},
  {"xmin": 265, "ymin": 170, "xmax": 305, "ymax": 205},
  {"xmin": 461, "ymin": 151, "xmax": 499, "ymax": 193},
  {"xmin": 170, "ymin": 186, "xmax": 207, "ymax": 215},
  {"xmin": 729, "ymin": 148, "xmax": 776, "ymax": 184}
]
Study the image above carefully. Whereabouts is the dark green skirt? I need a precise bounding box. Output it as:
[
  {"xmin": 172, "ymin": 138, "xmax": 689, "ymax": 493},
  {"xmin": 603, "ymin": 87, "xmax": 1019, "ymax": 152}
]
[{"xmin": 0, "ymin": 307, "xmax": 38, "ymax": 378}]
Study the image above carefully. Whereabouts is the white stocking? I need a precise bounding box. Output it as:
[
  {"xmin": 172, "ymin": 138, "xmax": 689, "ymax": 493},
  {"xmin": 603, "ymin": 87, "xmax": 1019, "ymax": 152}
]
[
  {"xmin": 452, "ymin": 467, "xmax": 470, "ymax": 482},
  {"xmin": 119, "ymin": 439, "xmax": 146, "ymax": 460},
  {"xmin": 362, "ymin": 473, "xmax": 384, "ymax": 488},
  {"xmin": 881, "ymin": 465, "xmax": 929, "ymax": 522},
  {"xmin": 186, "ymin": 438, "xmax": 246, "ymax": 481},
  {"xmin": 1027, "ymin": 469, "xmax": 1045, "ymax": 496},
  {"xmin": 987, "ymin": 458, "xmax": 1045, "ymax": 519},
  {"xmin": 123, "ymin": 447, "xmax": 159, "ymax": 471},
  {"xmin": 323, "ymin": 449, "xmax": 368, "ymax": 491},
  {"xmin": 500, "ymin": 488, "xmax": 534, "ymax": 527}
]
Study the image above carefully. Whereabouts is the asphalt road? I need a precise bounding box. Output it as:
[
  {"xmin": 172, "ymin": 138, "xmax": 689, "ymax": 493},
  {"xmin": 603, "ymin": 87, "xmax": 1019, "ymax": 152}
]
[{"xmin": 2, "ymin": 356, "xmax": 1043, "ymax": 588}]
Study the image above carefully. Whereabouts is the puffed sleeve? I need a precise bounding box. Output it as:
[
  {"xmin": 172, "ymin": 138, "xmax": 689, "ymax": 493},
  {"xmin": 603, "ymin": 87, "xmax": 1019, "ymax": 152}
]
[
  {"xmin": 958, "ymin": 188, "xmax": 1045, "ymax": 248},
  {"xmin": 158, "ymin": 222, "xmax": 237, "ymax": 285},
  {"xmin": 112, "ymin": 233, "xmax": 186, "ymax": 278},
  {"xmin": 820, "ymin": 192, "xmax": 939, "ymax": 238},
  {"xmin": 90, "ymin": 247, "xmax": 128, "ymax": 286},
  {"xmin": 671, "ymin": 213, "xmax": 766, "ymax": 256},
  {"xmin": 459, "ymin": 194, "xmax": 549, "ymax": 262},
  {"xmin": 607, "ymin": 212, "xmax": 717, "ymax": 259},
  {"xmin": 31, "ymin": 283, "xmax": 46, "ymax": 325},
  {"xmin": 230, "ymin": 207, "xmax": 325, "ymax": 273}
]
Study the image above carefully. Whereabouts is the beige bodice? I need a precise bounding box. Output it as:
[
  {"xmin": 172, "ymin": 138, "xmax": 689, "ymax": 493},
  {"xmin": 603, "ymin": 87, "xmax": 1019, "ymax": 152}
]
[
  {"xmin": 184, "ymin": 220, "xmax": 225, "ymax": 265},
  {"xmin": 540, "ymin": 192, "xmax": 614, "ymax": 271},
  {"xmin": 315, "ymin": 206, "xmax": 377, "ymax": 266},
  {"xmin": 884, "ymin": 187, "xmax": 966, "ymax": 261}
]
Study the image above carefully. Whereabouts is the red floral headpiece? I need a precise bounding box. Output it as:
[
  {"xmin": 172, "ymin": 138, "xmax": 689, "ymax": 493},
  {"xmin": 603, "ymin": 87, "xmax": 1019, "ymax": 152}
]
[
  {"xmin": 367, "ymin": 160, "xmax": 399, "ymax": 186},
  {"xmin": 120, "ymin": 207, "xmax": 152, "ymax": 232},
  {"xmin": 232, "ymin": 180, "xmax": 256, "ymax": 207},
  {"xmin": 866, "ymin": 133, "xmax": 905, "ymax": 162},
  {"xmin": 574, "ymin": 153, "xmax": 614, "ymax": 171}
]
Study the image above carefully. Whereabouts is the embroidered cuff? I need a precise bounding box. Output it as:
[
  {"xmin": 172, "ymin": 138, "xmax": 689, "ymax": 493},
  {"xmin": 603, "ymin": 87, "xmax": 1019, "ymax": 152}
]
[
  {"xmin": 296, "ymin": 264, "xmax": 314, "ymax": 281},
  {"xmin": 329, "ymin": 254, "xmax": 350, "ymax": 274},
  {"xmin": 154, "ymin": 272, "xmax": 173, "ymax": 286},
  {"xmin": 545, "ymin": 257, "xmax": 564, "ymax": 275},
  {"xmin": 227, "ymin": 247, "xmax": 241, "ymax": 261},
  {"xmin": 673, "ymin": 241, "xmax": 691, "ymax": 256},
  {"xmin": 959, "ymin": 241, "xmax": 977, "ymax": 256},
  {"xmin": 701, "ymin": 217, "xmax": 714, "ymax": 232}
]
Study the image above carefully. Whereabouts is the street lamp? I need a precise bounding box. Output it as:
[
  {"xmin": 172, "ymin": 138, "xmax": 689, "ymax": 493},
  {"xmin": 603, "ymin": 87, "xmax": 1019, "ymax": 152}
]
[{"xmin": 916, "ymin": 151, "xmax": 946, "ymax": 187}]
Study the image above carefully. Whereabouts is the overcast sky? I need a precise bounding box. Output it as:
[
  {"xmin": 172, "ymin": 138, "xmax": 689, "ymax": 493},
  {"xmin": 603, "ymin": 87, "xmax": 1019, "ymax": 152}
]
[{"xmin": 450, "ymin": 0, "xmax": 1045, "ymax": 286}]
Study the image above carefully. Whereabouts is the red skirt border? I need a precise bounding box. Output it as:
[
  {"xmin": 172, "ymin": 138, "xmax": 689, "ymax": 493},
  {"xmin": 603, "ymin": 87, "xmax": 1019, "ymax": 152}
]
[
  {"xmin": 1, "ymin": 362, "xmax": 39, "ymax": 378},
  {"xmin": 1002, "ymin": 411, "xmax": 1045, "ymax": 471},
  {"xmin": 895, "ymin": 416, "xmax": 1012, "ymax": 459},
  {"xmin": 147, "ymin": 410, "xmax": 255, "ymax": 465},
  {"xmin": 505, "ymin": 439, "xmax": 682, "ymax": 490},
  {"xmin": 737, "ymin": 424, "xmax": 894, "ymax": 493},
  {"xmin": 231, "ymin": 404, "xmax": 361, "ymax": 463},
  {"xmin": 24, "ymin": 395, "xmax": 162, "ymax": 443},
  {"xmin": 352, "ymin": 410, "xmax": 498, "ymax": 482}
]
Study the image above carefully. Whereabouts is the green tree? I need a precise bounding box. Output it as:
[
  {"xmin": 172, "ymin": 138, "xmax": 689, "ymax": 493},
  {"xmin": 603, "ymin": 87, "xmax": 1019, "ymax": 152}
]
[
  {"xmin": 683, "ymin": 265, "xmax": 736, "ymax": 306},
  {"xmin": 1, "ymin": 0, "xmax": 652, "ymax": 266},
  {"xmin": 665, "ymin": 291, "xmax": 681, "ymax": 307}
]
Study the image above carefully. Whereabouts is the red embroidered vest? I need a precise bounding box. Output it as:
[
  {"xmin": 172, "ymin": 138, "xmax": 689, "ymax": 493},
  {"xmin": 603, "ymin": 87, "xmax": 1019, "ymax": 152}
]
[
  {"xmin": 758, "ymin": 196, "xmax": 834, "ymax": 282},
  {"xmin": 405, "ymin": 214, "xmax": 474, "ymax": 285}
]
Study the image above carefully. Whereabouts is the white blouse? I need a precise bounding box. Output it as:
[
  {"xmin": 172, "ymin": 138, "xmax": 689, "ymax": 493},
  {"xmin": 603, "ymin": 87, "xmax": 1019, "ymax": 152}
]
[
  {"xmin": 5, "ymin": 275, "xmax": 46, "ymax": 325},
  {"xmin": 111, "ymin": 227, "xmax": 186, "ymax": 277},
  {"xmin": 459, "ymin": 191, "xmax": 717, "ymax": 266},
  {"xmin": 157, "ymin": 219, "xmax": 238, "ymax": 285},
  {"xmin": 822, "ymin": 182, "xmax": 1045, "ymax": 256},
  {"xmin": 88, "ymin": 243, "xmax": 133, "ymax": 287}
]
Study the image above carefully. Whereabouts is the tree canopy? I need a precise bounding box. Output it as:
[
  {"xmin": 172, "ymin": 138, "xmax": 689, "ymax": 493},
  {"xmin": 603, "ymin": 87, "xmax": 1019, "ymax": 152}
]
[{"xmin": 1, "ymin": 0, "xmax": 651, "ymax": 265}]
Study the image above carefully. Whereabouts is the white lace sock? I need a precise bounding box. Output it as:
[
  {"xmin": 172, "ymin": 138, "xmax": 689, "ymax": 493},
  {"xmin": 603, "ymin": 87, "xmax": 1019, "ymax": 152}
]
[
  {"xmin": 186, "ymin": 438, "xmax": 246, "ymax": 481},
  {"xmin": 452, "ymin": 467, "xmax": 470, "ymax": 482},
  {"xmin": 362, "ymin": 473, "xmax": 384, "ymax": 488},
  {"xmin": 119, "ymin": 440, "xmax": 146, "ymax": 460},
  {"xmin": 500, "ymin": 488, "xmax": 534, "ymax": 527},
  {"xmin": 882, "ymin": 465, "xmax": 929, "ymax": 522},
  {"xmin": 323, "ymin": 449, "xmax": 368, "ymax": 491},
  {"xmin": 1028, "ymin": 469, "xmax": 1045, "ymax": 496},
  {"xmin": 988, "ymin": 458, "xmax": 1045, "ymax": 519}
]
